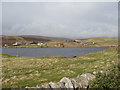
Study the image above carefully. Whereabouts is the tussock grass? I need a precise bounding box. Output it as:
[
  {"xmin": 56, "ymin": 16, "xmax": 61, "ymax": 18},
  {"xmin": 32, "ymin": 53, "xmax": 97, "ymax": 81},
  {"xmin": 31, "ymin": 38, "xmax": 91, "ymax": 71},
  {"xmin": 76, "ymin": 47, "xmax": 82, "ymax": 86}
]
[
  {"xmin": 90, "ymin": 63, "xmax": 120, "ymax": 88},
  {"xmin": 2, "ymin": 47, "xmax": 118, "ymax": 88}
]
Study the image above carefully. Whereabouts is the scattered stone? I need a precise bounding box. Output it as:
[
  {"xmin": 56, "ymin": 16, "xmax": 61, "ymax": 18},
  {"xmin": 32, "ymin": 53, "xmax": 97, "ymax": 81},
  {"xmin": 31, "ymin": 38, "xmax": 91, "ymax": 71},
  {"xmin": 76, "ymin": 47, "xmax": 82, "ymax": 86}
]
[
  {"xmin": 57, "ymin": 82, "xmax": 67, "ymax": 89},
  {"xmin": 36, "ymin": 85, "xmax": 41, "ymax": 88},
  {"xmin": 41, "ymin": 83, "xmax": 51, "ymax": 88},
  {"xmin": 25, "ymin": 73, "xmax": 97, "ymax": 89},
  {"xmin": 92, "ymin": 70, "xmax": 104, "ymax": 75},
  {"xmin": 92, "ymin": 71, "xmax": 97, "ymax": 75},
  {"xmin": 49, "ymin": 82, "xmax": 61, "ymax": 88},
  {"xmin": 99, "ymin": 70, "xmax": 104, "ymax": 74}
]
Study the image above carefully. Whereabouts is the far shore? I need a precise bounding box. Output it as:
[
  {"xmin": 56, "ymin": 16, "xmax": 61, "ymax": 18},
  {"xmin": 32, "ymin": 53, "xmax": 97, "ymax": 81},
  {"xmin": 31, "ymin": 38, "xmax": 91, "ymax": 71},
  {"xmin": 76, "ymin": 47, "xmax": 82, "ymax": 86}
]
[{"xmin": 1, "ymin": 45, "xmax": 117, "ymax": 48}]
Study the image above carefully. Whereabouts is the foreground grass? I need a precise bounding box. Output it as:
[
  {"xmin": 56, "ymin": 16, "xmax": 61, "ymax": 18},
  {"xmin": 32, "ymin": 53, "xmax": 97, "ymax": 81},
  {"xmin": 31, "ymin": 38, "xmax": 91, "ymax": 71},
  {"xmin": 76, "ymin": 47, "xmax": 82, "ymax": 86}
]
[{"xmin": 2, "ymin": 47, "xmax": 118, "ymax": 88}]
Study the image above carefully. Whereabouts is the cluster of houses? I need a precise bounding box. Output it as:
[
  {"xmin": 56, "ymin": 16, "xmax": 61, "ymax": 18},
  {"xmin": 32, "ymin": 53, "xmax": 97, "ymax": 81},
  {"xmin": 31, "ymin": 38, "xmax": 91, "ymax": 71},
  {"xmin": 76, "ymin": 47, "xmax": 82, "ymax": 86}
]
[
  {"xmin": 3, "ymin": 39, "xmax": 96, "ymax": 47},
  {"xmin": 3, "ymin": 41, "xmax": 48, "ymax": 47},
  {"xmin": 66, "ymin": 39, "xmax": 96, "ymax": 46},
  {"xmin": 55, "ymin": 39, "xmax": 96, "ymax": 47}
]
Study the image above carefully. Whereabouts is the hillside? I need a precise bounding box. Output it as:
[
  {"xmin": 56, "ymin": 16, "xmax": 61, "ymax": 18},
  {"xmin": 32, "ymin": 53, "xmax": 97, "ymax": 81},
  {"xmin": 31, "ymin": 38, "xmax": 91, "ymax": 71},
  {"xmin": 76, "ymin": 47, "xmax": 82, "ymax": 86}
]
[
  {"xmin": 1, "ymin": 35, "xmax": 118, "ymax": 47},
  {"xmin": 46, "ymin": 37, "xmax": 118, "ymax": 47},
  {"xmin": 0, "ymin": 35, "xmax": 51, "ymax": 46},
  {"xmin": 1, "ymin": 35, "xmax": 71, "ymax": 46},
  {"xmin": 20, "ymin": 35, "xmax": 50, "ymax": 42},
  {"xmin": 1, "ymin": 35, "xmax": 26, "ymax": 46},
  {"xmin": 20, "ymin": 35, "xmax": 70, "ymax": 40}
]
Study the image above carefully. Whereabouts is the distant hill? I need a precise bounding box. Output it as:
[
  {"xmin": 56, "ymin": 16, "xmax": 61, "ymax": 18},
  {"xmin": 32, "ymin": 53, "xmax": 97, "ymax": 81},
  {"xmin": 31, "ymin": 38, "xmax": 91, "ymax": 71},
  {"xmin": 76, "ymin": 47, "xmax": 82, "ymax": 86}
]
[
  {"xmin": 1, "ymin": 35, "xmax": 117, "ymax": 47},
  {"xmin": 1, "ymin": 35, "xmax": 70, "ymax": 46},
  {"xmin": 77, "ymin": 37, "xmax": 118, "ymax": 41},
  {"xmin": 19, "ymin": 35, "xmax": 70, "ymax": 40},
  {"xmin": 1, "ymin": 35, "xmax": 26, "ymax": 46},
  {"xmin": 1, "ymin": 35, "xmax": 50, "ymax": 46}
]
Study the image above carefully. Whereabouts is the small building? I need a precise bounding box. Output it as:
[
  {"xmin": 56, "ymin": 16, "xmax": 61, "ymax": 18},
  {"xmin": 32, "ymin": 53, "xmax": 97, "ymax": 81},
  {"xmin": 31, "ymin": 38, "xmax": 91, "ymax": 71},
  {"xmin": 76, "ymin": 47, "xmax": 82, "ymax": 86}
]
[
  {"xmin": 74, "ymin": 39, "xmax": 82, "ymax": 43},
  {"xmin": 12, "ymin": 42, "xmax": 22, "ymax": 46},
  {"xmin": 4, "ymin": 44, "xmax": 8, "ymax": 47},
  {"xmin": 56, "ymin": 43, "xmax": 65, "ymax": 47},
  {"xmin": 92, "ymin": 42, "xmax": 96, "ymax": 45},
  {"xmin": 37, "ymin": 42, "xmax": 44, "ymax": 46},
  {"xmin": 37, "ymin": 42, "xmax": 47, "ymax": 46}
]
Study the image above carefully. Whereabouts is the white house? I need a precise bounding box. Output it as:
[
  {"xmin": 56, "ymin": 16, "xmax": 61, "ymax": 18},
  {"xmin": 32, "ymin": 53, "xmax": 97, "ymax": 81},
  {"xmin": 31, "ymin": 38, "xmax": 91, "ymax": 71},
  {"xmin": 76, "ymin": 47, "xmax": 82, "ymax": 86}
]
[
  {"xmin": 92, "ymin": 42, "xmax": 96, "ymax": 45},
  {"xmin": 13, "ymin": 42, "xmax": 22, "ymax": 46},
  {"xmin": 37, "ymin": 42, "xmax": 44, "ymax": 46},
  {"xmin": 37, "ymin": 42, "xmax": 47, "ymax": 46}
]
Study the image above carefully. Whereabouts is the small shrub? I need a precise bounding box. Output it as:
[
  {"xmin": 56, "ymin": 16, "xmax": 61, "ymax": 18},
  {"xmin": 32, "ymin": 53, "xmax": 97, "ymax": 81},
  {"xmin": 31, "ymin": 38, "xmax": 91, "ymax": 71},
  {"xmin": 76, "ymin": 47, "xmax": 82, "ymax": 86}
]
[
  {"xmin": 2, "ymin": 54, "xmax": 17, "ymax": 58},
  {"xmin": 90, "ymin": 63, "xmax": 120, "ymax": 89}
]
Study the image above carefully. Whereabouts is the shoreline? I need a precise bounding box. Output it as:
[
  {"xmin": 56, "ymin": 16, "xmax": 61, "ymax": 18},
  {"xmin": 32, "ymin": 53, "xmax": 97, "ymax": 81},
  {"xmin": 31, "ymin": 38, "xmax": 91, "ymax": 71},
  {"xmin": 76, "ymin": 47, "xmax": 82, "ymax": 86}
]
[{"xmin": 1, "ymin": 45, "xmax": 117, "ymax": 48}]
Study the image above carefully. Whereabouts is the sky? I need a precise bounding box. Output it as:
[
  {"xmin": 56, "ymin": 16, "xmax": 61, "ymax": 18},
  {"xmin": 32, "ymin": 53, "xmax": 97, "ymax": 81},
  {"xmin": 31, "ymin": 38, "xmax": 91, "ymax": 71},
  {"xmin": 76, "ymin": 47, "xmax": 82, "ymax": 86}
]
[{"xmin": 1, "ymin": 2, "xmax": 118, "ymax": 39}]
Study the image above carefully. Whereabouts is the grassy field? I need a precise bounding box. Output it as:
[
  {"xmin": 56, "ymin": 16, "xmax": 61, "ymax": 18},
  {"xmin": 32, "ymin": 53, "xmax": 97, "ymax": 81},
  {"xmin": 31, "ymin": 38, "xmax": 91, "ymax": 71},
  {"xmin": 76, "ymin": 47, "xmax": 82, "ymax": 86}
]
[{"xmin": 2, "ymin": 47, "xmax": 118, "ymax": 88}]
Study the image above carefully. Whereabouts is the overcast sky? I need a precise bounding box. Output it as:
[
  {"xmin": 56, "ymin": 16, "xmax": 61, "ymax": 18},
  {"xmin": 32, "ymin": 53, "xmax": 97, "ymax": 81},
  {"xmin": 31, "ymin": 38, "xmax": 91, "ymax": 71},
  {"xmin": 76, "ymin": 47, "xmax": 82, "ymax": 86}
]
[{"xmin": 2, "ymin": 2, "xmax": 118, "ymax": 38}]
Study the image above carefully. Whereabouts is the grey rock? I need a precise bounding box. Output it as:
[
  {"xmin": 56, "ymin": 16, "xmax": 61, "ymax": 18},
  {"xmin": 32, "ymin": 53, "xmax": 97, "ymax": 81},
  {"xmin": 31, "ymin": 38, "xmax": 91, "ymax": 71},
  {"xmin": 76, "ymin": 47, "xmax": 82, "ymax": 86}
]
[
  {"xmin": 60, "ymin": 77, "xmax": 74, "ymax": 89},
  {"xmin": 80, "ymin": 73, "xmax": 95, "ymax": 81},
  {"xmin": 36, "ymin": 85, "xmax": 41, "ymax": 88},
  {"xmin": 49, "ymin": 82, "xmax": 62, "ymax": 88},
  {"xmin": 41, "ymin": 83, "xmax": 51, "ymax": 88},
  {"xmin": 49, "ymin": 82, "xmax": 58, "ymax": 88},
  {"xmin": 30, "ymin": 73, "xmax": 96, "ymax": 89},
  {"xmin": 57, "ymin": 82, "xmax": 67, "ymax": 89},
  {"xmin": 70, "ymin": 78, "xmax": 80, "ymax": 89},
  {"xmin": 75, "ymin": 73, "xmax": 95, "ymax": 88},
  {"xmin": 75, "ymin": 75, "xmax": 88, "ymax": 88},
  {"xmin": 49, "ymin": 82, "xmax": 67, "ymax": 90}
]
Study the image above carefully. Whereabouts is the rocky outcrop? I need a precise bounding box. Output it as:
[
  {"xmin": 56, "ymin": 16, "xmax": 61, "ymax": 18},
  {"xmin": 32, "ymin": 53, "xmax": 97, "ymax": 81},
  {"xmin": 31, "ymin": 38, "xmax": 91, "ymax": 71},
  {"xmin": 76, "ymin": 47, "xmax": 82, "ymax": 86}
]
[{"xmin": 25, "ymin": 72, "xmax": 98, "ymax": 89}]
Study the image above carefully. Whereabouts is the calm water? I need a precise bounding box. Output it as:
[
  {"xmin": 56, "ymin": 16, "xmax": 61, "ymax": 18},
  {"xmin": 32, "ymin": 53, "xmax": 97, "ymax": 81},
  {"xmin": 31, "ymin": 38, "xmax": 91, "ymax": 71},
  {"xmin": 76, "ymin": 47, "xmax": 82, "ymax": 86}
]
[{"xmin": 2, "ymin": 47, "xmax": 109, "ymax": 58}]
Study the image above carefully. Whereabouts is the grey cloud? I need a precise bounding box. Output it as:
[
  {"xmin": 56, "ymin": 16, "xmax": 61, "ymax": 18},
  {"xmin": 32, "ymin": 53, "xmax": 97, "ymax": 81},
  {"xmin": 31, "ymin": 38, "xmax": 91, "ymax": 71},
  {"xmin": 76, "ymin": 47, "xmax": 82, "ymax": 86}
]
[
  {"xmin": 0, "ymin": 2, "xmax": 2, "ymax": 35},
  {"xmin": 2, "ymin": 2, "xmax": 118, "ymax": 38}
]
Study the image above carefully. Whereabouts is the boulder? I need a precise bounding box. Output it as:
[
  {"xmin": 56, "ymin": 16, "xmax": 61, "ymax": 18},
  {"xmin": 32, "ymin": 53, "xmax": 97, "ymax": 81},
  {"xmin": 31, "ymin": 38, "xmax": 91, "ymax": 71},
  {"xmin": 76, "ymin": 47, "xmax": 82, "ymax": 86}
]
[
  {"xmin": 80, "ymin": 73, "xmax": 95, "ymax": 81},
  {"xmin": 57, "ymin": 82, "xmax": 67, "ymax": 89},
  {"xmin": 75, "ymin": 75, "xmax": 88, "ymax": 88},
  {"xmin": 70, "ymin": 78, "xmax": 80, "ymax": 89},
  {"xmin": 74, "ymin": 73, "xmax": 95, "ymax": 88},
  {"xmin": 49, "ymin": 82, "xmax": 67, "ymax": 90},
  {"xmin": 60, "ymin": 77, "xmax": 74, "ymax": 89},
  {"xmin": 49, "ymin": 82, "xmax": 61, "ymax": 88}
]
